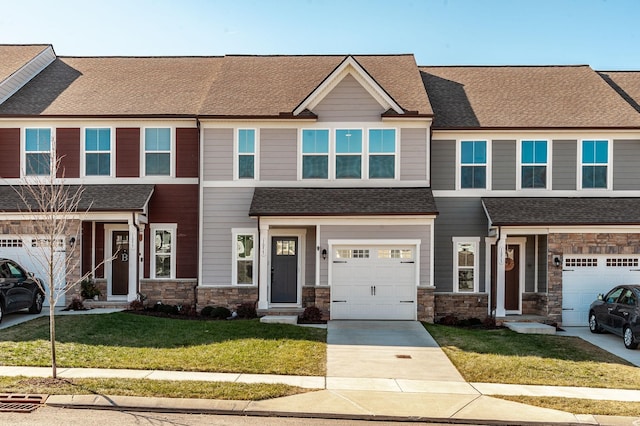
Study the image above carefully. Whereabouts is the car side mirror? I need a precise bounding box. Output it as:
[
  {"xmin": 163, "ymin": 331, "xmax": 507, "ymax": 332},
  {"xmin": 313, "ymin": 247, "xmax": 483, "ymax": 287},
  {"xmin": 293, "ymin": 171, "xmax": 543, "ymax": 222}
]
[
  {"xmin": 597, "ymin": 293, "xmax": 604, "ymax": 301},
  {"xmin": 27, "ymin": 272, "xmax": 35, "ymax": 279}
]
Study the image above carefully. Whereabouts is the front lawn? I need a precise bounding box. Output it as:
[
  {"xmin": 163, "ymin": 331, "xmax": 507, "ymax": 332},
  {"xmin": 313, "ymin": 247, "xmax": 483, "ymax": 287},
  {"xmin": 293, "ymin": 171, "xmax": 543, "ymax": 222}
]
[
  {"xmin": 424, "ymin": 323, "xmax": 640, "ymax": 389},
  {"xmin": 0, "ymin": 312, "xmax": 326, "ymax": 376}
]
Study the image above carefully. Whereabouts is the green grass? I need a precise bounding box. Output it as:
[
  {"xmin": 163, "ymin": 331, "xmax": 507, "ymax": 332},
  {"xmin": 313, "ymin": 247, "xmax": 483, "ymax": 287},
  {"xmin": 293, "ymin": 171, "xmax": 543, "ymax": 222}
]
[
  {"xmin": 424, "ymin": 323, "xmax": 640, "ymax": 389},
  {"xmin": 0, "ymin": 312, "xmax": 326, "ymax": 376},
  {"xmin": 0, "ymin": 376, "xmax": 309, "ymax": 400},
  {"xmin": 496, "ymin": 395, "xmax": 640, "ymax": 417}
]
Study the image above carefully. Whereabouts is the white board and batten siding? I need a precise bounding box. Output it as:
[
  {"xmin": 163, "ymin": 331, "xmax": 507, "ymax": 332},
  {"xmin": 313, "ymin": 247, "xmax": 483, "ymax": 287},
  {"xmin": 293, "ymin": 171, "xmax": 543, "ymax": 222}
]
[{"xmin": 562, "ymin": 255, "xmax": 640, "ymax": 326}]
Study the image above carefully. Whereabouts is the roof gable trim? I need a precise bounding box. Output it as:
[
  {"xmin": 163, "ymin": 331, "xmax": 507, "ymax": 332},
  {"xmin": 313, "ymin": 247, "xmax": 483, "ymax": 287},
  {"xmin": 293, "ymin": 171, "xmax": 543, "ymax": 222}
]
[
  {"xmin": 0, "ymin": 45, "xmax": 56, "ymax": 106},
  {"xmin": 293, "ymin": 56, "xmax": 404, "ymax": 116}
]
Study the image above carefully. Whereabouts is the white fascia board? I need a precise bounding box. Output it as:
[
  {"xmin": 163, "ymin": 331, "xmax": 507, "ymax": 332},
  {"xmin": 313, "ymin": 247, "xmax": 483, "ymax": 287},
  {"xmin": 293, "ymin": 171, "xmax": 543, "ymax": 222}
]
[{"xmin": 293, "ymin": 56, "xmax": 404, "ymax": 116}]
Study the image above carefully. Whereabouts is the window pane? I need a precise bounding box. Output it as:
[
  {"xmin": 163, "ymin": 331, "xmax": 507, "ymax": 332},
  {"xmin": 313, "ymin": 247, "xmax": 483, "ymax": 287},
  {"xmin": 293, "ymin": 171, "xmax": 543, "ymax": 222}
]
[
  {"xmin": 369, "ymin": 129, "xmax": 395, "ymax": 153},
  {"xmin": 98, "ymin": 129, "xmax": 110, "ymax": 151},
  {"xmin": 336, "ymin": 155, "xmax": 361, "ymax": 179},
  {"xmin": 583, "ymin": 165, "xmax": 607, "ymax": 188},
  {"xmin": 522, "ymin": 165, "xmax": 546, "ymax": 188},
  {"xmin": 86, "ymin": 153, "xmax": 110, "ymax": 175},
  {"xmin": 534, "ymin": 141, "xmax": 547, "ymax": 163},
  {"xmin": 522, "ymin": 141, "xmax": 534, "ymax": 164},
  {"xmin": 26, "ymin": 129, "xmax": 51, "ymax": 151},
  {"xmin": 146, "ymin": 153, "xmax": 170, "ymax": 175},
  {"xmin": 155, "ymin": 230, "xmax": 172, "ymax": 254},
  {"xmin": 369, "ymin": 155, "xmax": 394, "ymax": 178},
  {"xmin": 473, "ymin": 141, "xmax": 486, "ymax": 163},
  {"xmin": 461, "ymin": 141, "xmax": 474, "ymax": 164},
  {"xmin": 457, "ymin": 243, "xmax": 475, "ymax": 267},
  {"xmin": 302, "ymin": 155, "xmax": 328, "ymax": 179},
  {"xmin": 458, "ymin": 270, "xmax": 474, "ymax": 292},
  {"xmin": 595, "ymin": 141, "xmax": 608, "ymax": 163},
  {"xmin": 238, "ymin": 155, "xmax": 254, "ymax": 179},
  {"xmin": 336, "ymin": 129, "xmax": 362, "ymax": 153},
  {"xmin": 155, "ymin": 255, "xmax": 171, "ymax": 278},
  {"xmin": 237, "ymin": 235, "xmax": 254, "ymax": 259},
  {"xmin": 302, "ymin": 130, "xmax": 329, "ymax": 153},
  {"xmin": 26, "ymin": 153, "xmax": 50, "ymax": 175},
  {"xmin": 86, "ymin": 129, "xmax": 98, "ymax": 151},
  {"xmin": 237, "ymin": 260, "xmax": 253, "ymax": 284},
  {"xmin": 145, "ymin": 128, "xmax": 171, "ymax": 151},
  {"xmin": 239, "ymin": 129, "xmax": 255, "ymax": 153},
  {"xmin": 461, "ymin": 165, "xmax": 486, "ymax": 188}
]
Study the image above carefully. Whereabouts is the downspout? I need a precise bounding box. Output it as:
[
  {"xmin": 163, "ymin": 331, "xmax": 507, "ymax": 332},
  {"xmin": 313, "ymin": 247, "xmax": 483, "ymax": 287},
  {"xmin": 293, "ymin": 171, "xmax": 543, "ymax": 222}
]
[
  {"xmin": 257, "ymin": 215, "xmax": 261, "ymax": 307},
  {"xmin": 132, "ymin": 212, "xmax": 140, "ymax": 297},
  {"xmin": 491, "ymin": 225, "xmax": 502, "ymax": 318},
  {"xmin": 195, "ymin": 117, "xmax": 202, "ymax": 312}
]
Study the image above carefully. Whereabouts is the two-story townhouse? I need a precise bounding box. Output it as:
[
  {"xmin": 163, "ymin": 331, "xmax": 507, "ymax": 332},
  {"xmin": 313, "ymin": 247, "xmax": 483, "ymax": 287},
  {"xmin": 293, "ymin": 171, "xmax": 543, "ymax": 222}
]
[
  {"xmin": 0, "ymin": 44, "xmax": 210, "ymax": 306},
  {"xmin": 196, "ymin": 55, "xmax": 439, "ymax": 320},
  {"xmin": 422, "ymin": 65, "xmax": 640, "ymax": 326}
]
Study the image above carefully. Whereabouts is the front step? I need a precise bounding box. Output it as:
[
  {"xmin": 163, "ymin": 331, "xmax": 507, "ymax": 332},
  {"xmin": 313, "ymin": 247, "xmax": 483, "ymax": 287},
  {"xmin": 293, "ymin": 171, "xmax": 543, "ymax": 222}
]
[
  {"xmin": 260, "ymin": 315, "xmax": 299, "ymax": 325},
  {"xmin": 83, "ymin": 300, "xmax": 130, "ymax": 310},
  {"xmin": 504, "ymin": 321, "xmax": 556, "ymax": 335}
]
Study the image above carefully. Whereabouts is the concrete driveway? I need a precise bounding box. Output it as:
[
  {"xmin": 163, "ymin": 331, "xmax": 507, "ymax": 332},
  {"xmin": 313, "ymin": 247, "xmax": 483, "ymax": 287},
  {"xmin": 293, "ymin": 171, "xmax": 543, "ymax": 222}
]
[
  {"xmin": 327, "ymin": 320, "xmax": 465, "ymax": 382},
  {"xmin": 561, "ymin": 326, "xmax": 640, "ymax": 367}
]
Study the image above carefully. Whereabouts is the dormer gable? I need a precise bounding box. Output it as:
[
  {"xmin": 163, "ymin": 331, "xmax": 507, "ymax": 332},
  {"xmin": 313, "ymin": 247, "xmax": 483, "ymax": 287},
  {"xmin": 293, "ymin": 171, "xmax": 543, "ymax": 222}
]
[
  {"xmin": 0, "ymin": 44, "xmax": 56, "ymax": 105},
  {"xmin": 293, "ymin": 55, "xmax": 404, "ymax": 117}
]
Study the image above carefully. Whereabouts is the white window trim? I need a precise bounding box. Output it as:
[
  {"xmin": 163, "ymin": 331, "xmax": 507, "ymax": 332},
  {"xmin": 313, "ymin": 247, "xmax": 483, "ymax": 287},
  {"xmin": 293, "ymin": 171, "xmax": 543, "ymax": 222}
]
[
  {"xmin": 456, "ymin": 140, "xmax": 491, "ymax": 190},
  {"xmin": 516, "ymin": 139, "xmax": 552, "ymax": 190},
  {"xmin": 577, "ymin": 139, "xmax": 612, "ymax": 190},
  {"xmin": 298, "ymin": 127, "xmax": 398, "ymax": 181},
  {"xmin": 150, "ymin": 223, "xmax": 177, "ymax": 280},
  {"xmin": 142, "ymin": 127, "xmax": 174, "ymax": 177},
  {"xmin": 22, "ymin": 127, "xmax": 54, "ymax": 177},
  {"xmin": 232, "ymin": 228, "xmax": 258, "ymax": 286},
  {"xmin": 81, "ymin": 127, "xmax": 115, "ymax": 177},
  {"xmin": 233, "ymin": 128, "xmax": 259, "ymax": 180},
  {"xmin": 452, "ymin": 236, "xmax": 480, "ymax": 293}
]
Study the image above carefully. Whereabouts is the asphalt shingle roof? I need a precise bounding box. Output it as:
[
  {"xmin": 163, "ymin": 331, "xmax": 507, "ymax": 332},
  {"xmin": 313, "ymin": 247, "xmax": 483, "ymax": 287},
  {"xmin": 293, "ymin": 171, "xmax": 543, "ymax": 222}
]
[
  {"xmin": 599, "ymin": 71, "xmax": 640, "ymax": 114},
  {"xmin": 482, "ymin": 197, "xmax": 640, "ymax": 226},
  {"xmin": 249, "ymin": 187, "xmax": 438, "ymax": 216},
  {"xmin": 421, "ymin": 66, "xmax": 640, "ymax": 129},
  {"xmin": 0, "ymin": 45, "xmax": 50, "ymax": 84},
  {"xmin": 0, "ymin": 184, "xmax": 154, "ymax": 212}
]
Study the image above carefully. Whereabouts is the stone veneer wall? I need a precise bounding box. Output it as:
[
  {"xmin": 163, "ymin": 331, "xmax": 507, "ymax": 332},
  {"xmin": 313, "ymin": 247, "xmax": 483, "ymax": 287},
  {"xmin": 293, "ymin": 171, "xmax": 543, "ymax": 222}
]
[
  {"xmin": 417, "ymin": 286, "xmax": 435, "ymax": 322},
  {"xmin": 196, "ymin": 286, "xmax": 258, "ymax": 311},
  {"xmin": 547, "ymin": 232, "xmax": 640, "ymax": 325},
  {"xmin": 522, "ymin": 293, "xmax": 548, "ymax": 316},
  {"xmin": 302, "ymin": 286, "xmax": 330, "ymax": 317},
  {"xmin": 434, "ymin": 293, "xmax": 489, "ymax": 321},
  {"xmin": 141, "ymin": 279, "xmax": 198, "ymax": 307}
]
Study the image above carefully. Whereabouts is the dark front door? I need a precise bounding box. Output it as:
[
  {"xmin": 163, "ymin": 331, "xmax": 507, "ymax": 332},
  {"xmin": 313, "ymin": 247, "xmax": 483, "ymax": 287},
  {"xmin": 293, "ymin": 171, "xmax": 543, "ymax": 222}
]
[
  {"xmin": 271, "ymin": 237, "xmax": 298, "ymax": 303},
  {"xmin": 112, "ymin": 231, "xmax": 129, "ymax": 296},
  {"xmin": 504, "ymin": 245, "xmax": 520, "ymax": 311}
]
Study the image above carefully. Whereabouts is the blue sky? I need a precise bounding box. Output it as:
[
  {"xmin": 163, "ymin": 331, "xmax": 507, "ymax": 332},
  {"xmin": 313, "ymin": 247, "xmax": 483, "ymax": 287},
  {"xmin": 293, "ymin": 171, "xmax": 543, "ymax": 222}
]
[{"xmin": 1, "ymin": 0, "xmax": 638, "ymax": 70}]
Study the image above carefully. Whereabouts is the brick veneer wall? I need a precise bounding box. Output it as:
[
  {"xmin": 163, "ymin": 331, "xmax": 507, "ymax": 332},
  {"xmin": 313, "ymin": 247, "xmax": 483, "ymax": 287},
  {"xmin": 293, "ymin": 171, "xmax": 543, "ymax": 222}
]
[
  {"xmin": 418, "ymin": 286, "xmax": 435, "ymax": 322},
  {"xmin": 522, "ymin": 292, "xmax": 548, "ymax": 316},
  {"xmin": 547, "ymin": 233, "xmax": 640, "ymax": 325},
  {"xmin": 196, "ymin": 286, "xmax": 258, "ymax": 311},
  {"xmin": 141, "ymin": 279, "xmax": 198, "ymax": 307},
  {"xmin": 302, "ymin": 286, "xmax": 330, "ymax": 317},
  {"xmin": 434, "ymin": 292, "xmax": 489, "ymax": 321}
]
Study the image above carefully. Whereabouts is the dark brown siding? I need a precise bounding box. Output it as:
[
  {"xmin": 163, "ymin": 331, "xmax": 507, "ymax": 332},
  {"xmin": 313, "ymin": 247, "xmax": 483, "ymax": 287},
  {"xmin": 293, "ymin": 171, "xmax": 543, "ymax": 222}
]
[
  {"xmin": 176, "ymin": 128, "xmax": 199, "ymax": 178},
  {"xmin": 95, "ymin": 223, "xmax": 105, "ymax": 278},
  {"xmin": 145, "ymin": 184, "xmax": 198, "ymax": 278},
  {"xmin": 81, "ymin": 221, "xmax": 93, "ymax": 276},
  {"xmin": 116, "ymin": 128, "xmax": 140, "ymax": 177},
  {"xmin": 0, "ymin": 128, "xmax": 20, "ymax": 178},
  {"xmin": 56, "ymin": 128, "xmax": 80, "ymax": 178}
]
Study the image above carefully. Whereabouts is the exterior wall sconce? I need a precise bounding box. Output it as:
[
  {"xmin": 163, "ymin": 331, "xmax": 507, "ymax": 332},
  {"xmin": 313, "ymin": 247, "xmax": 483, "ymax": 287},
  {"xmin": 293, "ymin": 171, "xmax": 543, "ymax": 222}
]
[
  {"xmin": 69, "ymin": 237, "xmax": 76, "ymax": 247},
  {"xmin": 322, "ymin": 249, "xmax": 327, "ymax": 260},
  {"xmin": 553, "ymin": 256, "xmax": 561, "ymax": 268}
]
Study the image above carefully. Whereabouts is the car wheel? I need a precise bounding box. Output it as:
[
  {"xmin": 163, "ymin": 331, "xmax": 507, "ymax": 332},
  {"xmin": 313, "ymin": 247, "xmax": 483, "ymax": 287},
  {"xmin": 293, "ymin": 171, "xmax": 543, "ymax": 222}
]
[
  {"xmin": 28, "ymin": 292, "xmax": 44, "ymax": 314},
  {"xmin": 624, "ymin": 326, "xmax": 638, "ymax": 349},
  {"xmin": 589, "ymin": 313, "xmax": 602, "ymax": 333}
]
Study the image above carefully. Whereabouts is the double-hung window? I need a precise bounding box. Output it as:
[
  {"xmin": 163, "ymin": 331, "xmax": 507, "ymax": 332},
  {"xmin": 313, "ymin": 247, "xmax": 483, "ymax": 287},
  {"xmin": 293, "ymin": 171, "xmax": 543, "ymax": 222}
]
[
  {"xmin": 144, "ymin": 128, "xmax": 171, "ymax": 176},
  {"xmin": 460, "ymin": 140, "xmax": 487, "ymax": 189},
  {"xmin": 151, "ymin": 224, "xmax": 176, "ymax": 279},
  {"xmin": 581, "ymin": 140, "xmax": 609, "ymax": 189},
  {"xmin": 233, "ymin": 229, "xmax": 257, "ymax": 285},
  {"xmin": 368, "ymin": 129, "xmax": 395, "ymax": 179},
  {"xmin": 335, "ymin": 129, "xmax": 362, "ymax": 179},
  {"xmin": 453, "ymin": 237, "xmax": 479, "ymax": 292},
  {"xmin": 237, "ymin": 129, "xmax": 256, "ymax": 179},
  {"xmin": 521, "ymin": 140, "xmax": 547, "ymax": 189},
  {"xmin": 85, "ymin": 128, "xmax": 111, "ymax": 176},
  {"xmin": 25, "ymin": 128, "xmax": 51, "ymax": 176},
  {"xmin": 302, "ymin": 129, "xmax": 329, "ymax": 179}
]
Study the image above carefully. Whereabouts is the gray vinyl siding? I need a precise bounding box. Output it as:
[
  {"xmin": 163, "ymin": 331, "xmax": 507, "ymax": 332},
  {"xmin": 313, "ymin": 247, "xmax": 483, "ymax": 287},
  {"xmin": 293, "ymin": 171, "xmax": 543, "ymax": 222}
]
[
  {"xmin": 433, "ymin": 197, "xmax": 488, "ymax": 292},
  {"xmin": 304, "ymin": 226, "xmax": 316, "ymax": 285},
  {"xmin": 0, "ymin": 46, "xmax": 55, "ymax": 103},
  {"xmin": 430, "ymin": 140, "xmax": 455, "ymax": 190},
  {"xmin": 491, "ymin": 140, "xmax": 516, "ymax": 190},
  {"xmin": 319, "ymin": 225, "xmax": 431, "ymax": 287},
  {"xmin": 400, "ymin": 128, "xmax": 427, "ymax": 181},
  {"xmin": 203, "ymin": 128, "xmax": 233, "ymax": 181},
  {"xmin": 524, "ymin": 235, "xmax": 536, "ymax": 292},
  {"xmin": 537, "ymin": 234, "xmax": 548, "ymax": 292},
  {"xmin": 552, "ymin": 140, "xmax": 577, "ymax": 190},
  {"xmin": 201, "ymin": 187, "xmax": 256, "ymax": 285},
  {"xmin": 613, "ymin": 139, "xmax": 640, "ymax": 190},
  {"xmin": 260, "ymin": 129, "xmax": 298, "ymax": 181},
  {"xmin": 314, "ymin": 74, "xmax": 385, "ymax": 122}
]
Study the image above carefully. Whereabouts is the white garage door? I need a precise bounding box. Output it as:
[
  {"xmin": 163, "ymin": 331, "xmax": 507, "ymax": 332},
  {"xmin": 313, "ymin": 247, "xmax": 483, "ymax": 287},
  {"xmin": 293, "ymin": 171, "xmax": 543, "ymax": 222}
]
[
  {"xmin": 562, "ymin": 255, "xmax": 640, "ymax": 326},
  {"xmin": 0, "ymin": 236, "xmax": 67, "ymax": 307},
  {"xmin": 331, "ymin": 245, "xmax": 417, "ymax": 320}
]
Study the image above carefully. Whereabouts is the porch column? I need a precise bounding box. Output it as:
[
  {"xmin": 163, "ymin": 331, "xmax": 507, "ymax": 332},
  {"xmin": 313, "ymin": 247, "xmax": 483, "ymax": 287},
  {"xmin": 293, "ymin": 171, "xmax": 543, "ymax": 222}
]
[
  {"xmin": 495, "ymin": 232, "xmax": 507, "ymax": 317},
  {"xmin": 257, "ymin": 222, "xmax": 270, "ymax": 310},
  {"xmin": 127, "ymin": 222, "xmax": 138, "ymax": 302}
]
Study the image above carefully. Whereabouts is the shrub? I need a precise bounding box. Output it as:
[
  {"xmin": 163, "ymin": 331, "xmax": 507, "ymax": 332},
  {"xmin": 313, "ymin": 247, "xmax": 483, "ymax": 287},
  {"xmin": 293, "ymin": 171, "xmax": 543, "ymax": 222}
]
[
  {"xmin": 438, "ymin": 314, "xmax": 459, "ymax": 326},
  {"xmin": 65, "ymin": 296, "xmax": 86, "ymax": 311},
  {"xmin": 200, "ymin": 306, "xmax": 215, "ymax": 317},
  {"xmin": 210, "ymin": 306, "xmax": 232, "ymax": 319},
  {"xmin": 80, "ymin": 276, "xmax": 101, "ymax": 300},
  {"xmin": 128, "ymin": 300, "xmax": 144, "ymax": 311},
  {"xmin": 301, "ymin": 306, "xmax": 322, "ymax": 323},
  {"xmin": 153, "ymin": 302, "xmax": 179, "ymax": 315},
  {"xmin": 236, "ymin": 302, "xmax": 257, "ymax": 319}
]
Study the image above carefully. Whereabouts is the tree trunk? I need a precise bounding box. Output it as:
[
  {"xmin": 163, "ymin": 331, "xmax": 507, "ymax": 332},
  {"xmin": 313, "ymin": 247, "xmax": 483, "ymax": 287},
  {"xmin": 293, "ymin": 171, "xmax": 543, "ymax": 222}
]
[{"xmin": 49, "ymin": 301, "xmax": 56, "ymax": 379}]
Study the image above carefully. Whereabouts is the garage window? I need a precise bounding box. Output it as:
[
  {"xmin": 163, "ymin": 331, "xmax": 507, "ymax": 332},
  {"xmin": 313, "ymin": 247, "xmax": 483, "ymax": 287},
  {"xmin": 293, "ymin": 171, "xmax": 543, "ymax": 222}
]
[
  {"xmin": 453, "ymin": 237, "xmax": 479, "ymax": 292},
  {"xmin": 378, "ymin": 249, "xmax": 412, "ymax": 259}
]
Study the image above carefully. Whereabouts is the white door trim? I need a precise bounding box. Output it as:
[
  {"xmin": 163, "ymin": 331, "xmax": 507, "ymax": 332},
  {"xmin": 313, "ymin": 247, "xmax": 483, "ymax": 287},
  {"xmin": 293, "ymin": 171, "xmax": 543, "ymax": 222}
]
[
  {"xmin": 104, "ymin": 224, "xmax": 129, "ymax": 301},
  {"xmin": 506, "ymin": 237, "xmax": 526, "ymax": 315},
  {"xmin": 268, "ymin": 229, "xmax": 306, "ymax": 307}
]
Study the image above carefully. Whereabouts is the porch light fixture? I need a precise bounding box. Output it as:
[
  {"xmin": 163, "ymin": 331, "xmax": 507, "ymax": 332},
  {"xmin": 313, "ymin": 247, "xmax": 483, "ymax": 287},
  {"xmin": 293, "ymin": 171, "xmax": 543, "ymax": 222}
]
[
  {"xmin": 553, "ymin": 256, "xmax": 561, "ymax": 268},
  {"xmin": 322, "ymin": 249, "xmax": 327, "ymax": 260},
  {"xmin": 69, "ymin": 237, "xmax": 76, "ymax": 247}
]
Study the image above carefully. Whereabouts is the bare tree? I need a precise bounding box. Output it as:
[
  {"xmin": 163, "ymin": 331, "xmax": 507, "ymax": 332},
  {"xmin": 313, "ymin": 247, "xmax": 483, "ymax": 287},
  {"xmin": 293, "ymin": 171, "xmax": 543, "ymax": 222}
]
[{"xmin": 13, "ymin": 155, "xmax": 115, "ymax": 378}]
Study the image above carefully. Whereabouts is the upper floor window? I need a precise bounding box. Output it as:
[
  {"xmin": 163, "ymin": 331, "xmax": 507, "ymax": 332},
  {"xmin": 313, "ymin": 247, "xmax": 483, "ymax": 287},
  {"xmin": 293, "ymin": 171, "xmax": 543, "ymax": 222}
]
[
  {"xmin": 460, "ymin": 140, "xmax": 487, "ymax": 189},
  {"xmin": 25, "ymin": 128, "xmax": 51, "ymax": 176},
  {"xmin": 85, "ymin": 128, "xmax": 111, "ymax": 176},
  {"xmin": 581, "ymin": 140, "xmax": 609, "ymax": 189},
  {"xmin": 237, "ymin": 129, "xmax": 256, "ymax": 179},
  {"xmin": 368, "ymin": 129, "xmax": 396, "ymax": 179},
  {"xmin": 521, "ymin": 140, "xmax": 547, "ymax": 189},
  {"xmin": 144, "ymin": 128, "xmax": 171, "ymax": 176},
  {"xmin": 302, "ymin": 129, "xmax": 329, "ymax": 179},
  {"xmin": 336, "ymin": 129, "xmax": 362, "ymax": 179}
]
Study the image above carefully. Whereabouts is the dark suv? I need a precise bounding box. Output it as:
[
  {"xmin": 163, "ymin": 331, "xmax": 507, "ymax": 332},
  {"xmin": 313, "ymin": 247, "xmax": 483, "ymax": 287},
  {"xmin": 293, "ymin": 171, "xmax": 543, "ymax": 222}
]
[
  {"xmin": 589, "ymin": 285, "xmax": 640, "ymax": 349},
  {"xmin": 0, "ymin": 258, "xmax": 45, "ymax": 323}
]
